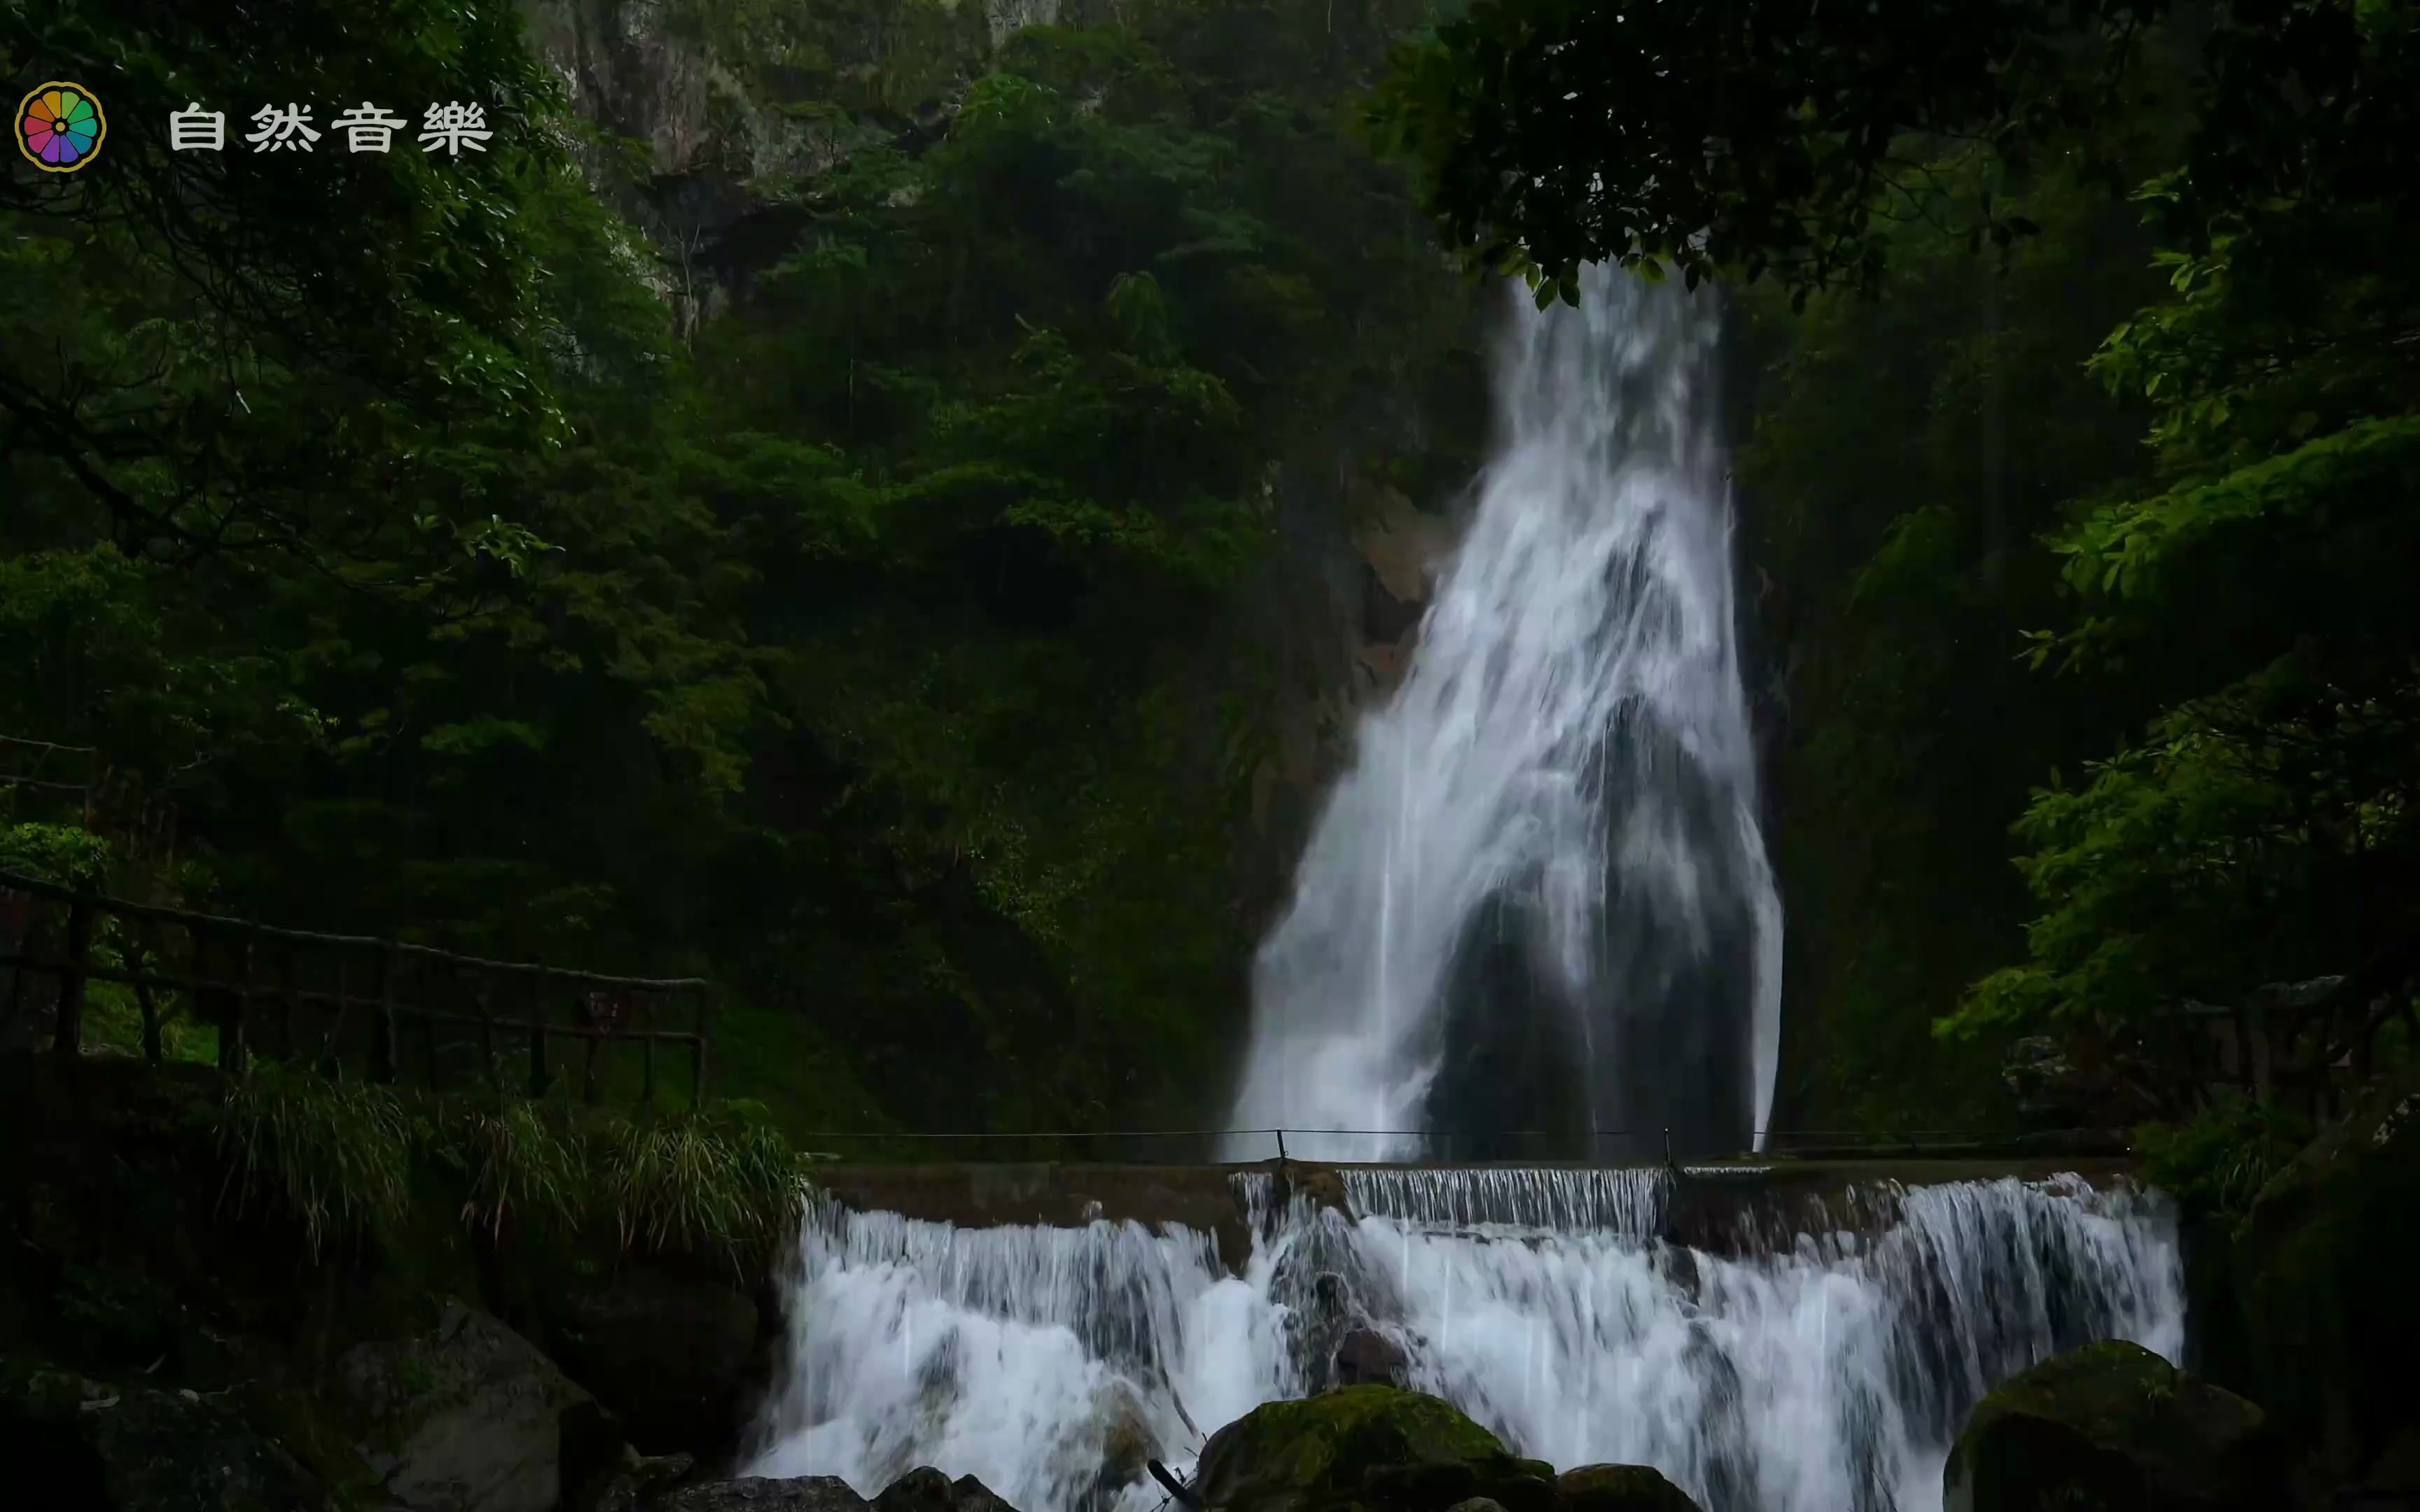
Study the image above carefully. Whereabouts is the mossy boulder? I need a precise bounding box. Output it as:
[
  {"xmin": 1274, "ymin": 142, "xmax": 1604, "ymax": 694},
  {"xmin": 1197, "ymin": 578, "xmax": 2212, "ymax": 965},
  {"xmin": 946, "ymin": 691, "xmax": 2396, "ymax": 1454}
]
[
  {"xmin": 1942, "ymin": 1340, "xmax": 2283, "ymax": 1512},
  {"xmin": 1555, "ymin": 1464, "xmax": 1702, "ymax": 1512},
  {"xmin": 1193, "ymin": 1386, "xmax": 1559, "ymax": 1512}
]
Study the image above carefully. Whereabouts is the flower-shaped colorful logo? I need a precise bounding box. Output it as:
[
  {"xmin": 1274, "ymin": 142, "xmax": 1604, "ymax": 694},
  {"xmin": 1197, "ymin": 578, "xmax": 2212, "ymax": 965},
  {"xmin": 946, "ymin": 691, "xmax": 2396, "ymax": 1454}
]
[{"xmin": 15, "ymin": 81, "xmax": 106, "ymax": 173}]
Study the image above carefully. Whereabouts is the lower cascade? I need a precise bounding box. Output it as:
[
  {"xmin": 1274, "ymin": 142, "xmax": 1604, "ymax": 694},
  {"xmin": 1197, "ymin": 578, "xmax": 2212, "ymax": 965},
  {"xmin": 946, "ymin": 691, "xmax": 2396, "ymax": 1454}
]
[{"xmin": 744, "ymin": 1170, "xmax": 2183, "ymax": 1512}]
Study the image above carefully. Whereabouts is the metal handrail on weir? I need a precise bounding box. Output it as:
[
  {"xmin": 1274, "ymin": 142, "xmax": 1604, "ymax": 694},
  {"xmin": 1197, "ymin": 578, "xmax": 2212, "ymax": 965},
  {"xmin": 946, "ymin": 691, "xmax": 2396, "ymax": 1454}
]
[{"xmin": 777, "ymin": 1125, "xmax": 2132, "ymax": 1165}]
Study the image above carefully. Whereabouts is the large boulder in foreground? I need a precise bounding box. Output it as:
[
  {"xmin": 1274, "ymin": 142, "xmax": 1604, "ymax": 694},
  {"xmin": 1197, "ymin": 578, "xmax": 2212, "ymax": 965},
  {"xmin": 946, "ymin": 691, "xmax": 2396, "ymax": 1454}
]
[
  {"xmin": 873, "ymin": 1468, "xmax": 1022, "ymax": 1512},
  {"xmin": 1194, "ymin": 1385, "xmax": 1561, "ymax": 1512},
  {"xmin": 336, "ymin": 1299, "xmax": 617, "ymax": 1512},
  {"xmin": 1943, "ymin": 1340, "xmax": 2284, "ymax": 1512},
  {"xmin": 656, "ymin": 1476, "xmax": 872, "ymax": 1512},
  {"xmin": 655, "ymin": 1470, "xmax": 1019, "ymax": 1512},
  {"xmin": 1556, "ymin": 1464, "xmax": 1703, "ymax": 1512}
]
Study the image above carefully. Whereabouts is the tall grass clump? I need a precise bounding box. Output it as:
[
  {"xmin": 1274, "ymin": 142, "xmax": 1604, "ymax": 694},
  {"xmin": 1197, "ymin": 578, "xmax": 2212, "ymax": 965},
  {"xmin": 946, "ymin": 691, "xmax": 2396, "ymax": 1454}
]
[
  {"xmin": 2136, "ymin": 1096, "xmax": 2313, "ymax": 1226},
  {"xmin": 440, "ymin": 1093, "xmax": 588, "ymax": 1240},
  {"xmin": 205, "ymin": 1065, "xmax": 812, "ymax": 1270},
  {"xmin": 593, "ymin": 1100, "xmax": 809, "ymax": 1265},
  {"xmin": 215, "ymin": 1062, "xmax": 415, "ymax": 1259}
]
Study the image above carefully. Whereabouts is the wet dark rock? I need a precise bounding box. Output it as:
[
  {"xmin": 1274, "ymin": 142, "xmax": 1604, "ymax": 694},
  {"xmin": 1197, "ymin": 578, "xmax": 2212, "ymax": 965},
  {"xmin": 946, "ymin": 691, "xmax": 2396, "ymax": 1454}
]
[
  {"xmin": 1090, "ymin": 1382, "xmax": 1160, "ymax": 1499},
  {"xmin": 576, "ymin": 1445, "xmax": 697, "ymax": 1512},
  {"xmin": 1557, "ymin": 1464, "xmax": 1703, "ymax": 1512},
  {"xmin": 1333, "ymin": 1329, "xmax": 1410, "ymax": 1387},
  {"xmin": 1195, "ymin": 1385, "xmax": 1557, "ymax": 1512},
  {"xmin": 547, "ymin": 1266, "xmax": 762, "ymax": 1454},
  {"xmin": 658, "ymin": 1478, "xmax": 871, "ymax": 1512},
  {"xmin": 1943, "ymin": 1340, "xmax": 2283, "ymax": 1512},
  {"xmin": 335, "ymin": 1299, "xmax": 613, "ymax": 1512},
  {"xmin": 874, "ymin": 1466, "xmax": 1021, "ymax": 1512}
]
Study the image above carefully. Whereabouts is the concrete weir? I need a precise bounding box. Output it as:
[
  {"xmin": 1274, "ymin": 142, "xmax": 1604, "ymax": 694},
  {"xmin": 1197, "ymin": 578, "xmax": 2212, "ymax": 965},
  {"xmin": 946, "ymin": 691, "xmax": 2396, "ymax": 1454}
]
[{"xmin": 800, "ymin": 1154, "xmax": 2140, "ymax": 1272}]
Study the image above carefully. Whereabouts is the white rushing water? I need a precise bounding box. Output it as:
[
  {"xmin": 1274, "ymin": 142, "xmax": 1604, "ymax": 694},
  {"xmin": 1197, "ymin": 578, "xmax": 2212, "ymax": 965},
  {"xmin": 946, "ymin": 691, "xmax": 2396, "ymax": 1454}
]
[
  {"xmin": 748, "ymin": 1172, "xmax": 2185, "ymax": 1512},
  {"xmin": 1226, "ymin": 267, "xmax": 1781, "ymax": 1163}
]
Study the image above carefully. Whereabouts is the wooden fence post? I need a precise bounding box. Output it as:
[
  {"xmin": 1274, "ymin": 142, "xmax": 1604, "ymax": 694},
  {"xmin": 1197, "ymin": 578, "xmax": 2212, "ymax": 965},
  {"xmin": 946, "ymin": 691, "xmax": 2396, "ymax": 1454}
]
[
  {"xmin": 369, "ymin": 943, "xmax": 399, "ymax": 1084},
  {"xmin": 693, "ymin": 985, "xmax": 713, "ymax": 1105},
  {"xmin": 475, "ymin": 977, "xmax": 497, "ymax": 1091},
  {"xmin": 528, "ymin": 967, "xmax": 551, "ymax": 1098},
  {"xmin": 272, "ymin": 945, "xmax": 296, "ymax": 1063},
  {"xmin": 220, "ymin": 932, "xmax": 254, "ymax": 1077},
  {"xmin": 640, "ymin": 993, "xmax": 657, "ymax": 1109},
  {"xmin": 53, "ymin": 888, "xmax": 95, "ymax": 1058},
  {"xmin": 583, "ymin": 1000, "xmax": 602, "ymax": 1105}
]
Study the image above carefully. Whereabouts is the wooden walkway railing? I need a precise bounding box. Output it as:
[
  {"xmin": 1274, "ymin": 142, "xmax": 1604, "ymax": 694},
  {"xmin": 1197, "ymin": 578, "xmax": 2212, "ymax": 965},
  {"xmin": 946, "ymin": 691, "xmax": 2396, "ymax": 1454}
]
[{"xmin": 0, "ymin": 868, "xmax": 713, "ymax": 1105}]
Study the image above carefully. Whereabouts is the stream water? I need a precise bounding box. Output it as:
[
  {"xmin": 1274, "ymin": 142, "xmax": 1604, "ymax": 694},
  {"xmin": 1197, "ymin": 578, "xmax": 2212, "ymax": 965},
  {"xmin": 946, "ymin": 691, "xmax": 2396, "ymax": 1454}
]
[
  {"xmin": 746, "ymin": 1169, "xmax": 2185, "ymax": 1512},
  {"xmin": 1225, "ymin": 267, "xmax": 1780, "ymax": 1163}
]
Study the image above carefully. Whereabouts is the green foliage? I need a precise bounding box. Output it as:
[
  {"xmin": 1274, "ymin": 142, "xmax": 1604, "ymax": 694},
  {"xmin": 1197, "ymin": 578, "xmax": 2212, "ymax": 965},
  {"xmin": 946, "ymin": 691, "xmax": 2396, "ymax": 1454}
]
[
  {"xmin": 1731, "ymin": 138, "xmax": 2167, "ymax": 1126},
  {"xmin": 1944, "ymin": 1, "xmax": 2420, "ymax": 1056},
  {"xmin": 592, "ymin": 1105, "xmax": 807, "ymax": 1263},
  {"xmin": 1367, "ymin": 0, "xmax": 2171, "ymax": 301},
  {"xmin": 209, "ymin": 1065, "xmax": 807, "ymax": 1266},
  {"xmin": 2135, "ymin": 1097, "xmax": 2312, "ymax": 1223},
  {"xmin": 1948, "ymin": 662, "xmax": 2420, "ymax": 1043},
  {"xmin": 215, "ymin": 1064, "xmax": 417, "ymax": 1260},
  {"xmin": 0, "ymin": 824, "xmax": 114, "ymax": 890},
  {"xmin": 439, "ymin": 1094, "xmax": 585, "ymax": 1241}
]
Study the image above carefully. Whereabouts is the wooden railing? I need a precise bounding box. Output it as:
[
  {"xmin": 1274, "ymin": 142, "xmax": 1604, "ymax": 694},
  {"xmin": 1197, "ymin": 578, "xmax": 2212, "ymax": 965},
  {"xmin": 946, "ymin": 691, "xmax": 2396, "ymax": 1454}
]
[{"xmin": 0, "ymin": 868, "xmax": 713, "ymax": 1105}]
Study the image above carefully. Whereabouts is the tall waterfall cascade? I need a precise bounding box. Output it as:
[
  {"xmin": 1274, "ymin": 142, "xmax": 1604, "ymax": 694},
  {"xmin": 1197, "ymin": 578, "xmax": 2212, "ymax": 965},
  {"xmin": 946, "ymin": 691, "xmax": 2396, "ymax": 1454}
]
[
  {"xmin": 1227, "ymin": 267, "xmax": 1782, "ymax": 1163},
  {"xmin": 747, "ymin": 1172, "xmax": 2186, "ymax": 1512}
]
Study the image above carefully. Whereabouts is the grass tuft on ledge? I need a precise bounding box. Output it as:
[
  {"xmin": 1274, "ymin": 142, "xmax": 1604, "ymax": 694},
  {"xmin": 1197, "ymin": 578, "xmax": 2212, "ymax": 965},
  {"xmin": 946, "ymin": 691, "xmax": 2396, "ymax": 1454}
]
[
  {"xmin": 216, "ymin": 1063, "xmax": 416, "ymax": 1259},
  {"xmin": 209, "ymin": 1065, "xmax": 812, "ymax": 1266}
]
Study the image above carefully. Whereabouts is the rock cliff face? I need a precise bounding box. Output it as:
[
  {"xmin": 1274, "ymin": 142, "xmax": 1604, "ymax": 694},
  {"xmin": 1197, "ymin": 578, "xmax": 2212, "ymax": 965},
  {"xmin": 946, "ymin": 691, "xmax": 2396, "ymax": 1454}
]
[{"xmin": 1240, "ymin": 471, "xmax": 1459, "ymax": 923}]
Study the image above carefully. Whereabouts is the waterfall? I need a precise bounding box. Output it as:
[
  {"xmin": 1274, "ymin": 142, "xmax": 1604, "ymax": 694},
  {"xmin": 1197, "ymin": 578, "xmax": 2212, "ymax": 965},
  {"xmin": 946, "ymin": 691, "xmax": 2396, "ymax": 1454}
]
[
  {"xmin": 747, "ymin": 1172, "xmax": 2186, "ymax": 1512},
  {"xmin": 1226, "ymin": 267, "xmax": 1781, "ymax": 1163}
]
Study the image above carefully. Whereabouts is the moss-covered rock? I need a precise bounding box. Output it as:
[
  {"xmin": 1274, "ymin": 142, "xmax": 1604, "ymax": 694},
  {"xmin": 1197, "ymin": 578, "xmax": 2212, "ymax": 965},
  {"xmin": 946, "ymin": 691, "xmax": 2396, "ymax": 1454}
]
[
  {"xmin": 1555, "ymin": 1464, "xmax": 1702, "ymax": 1512},
  {"xmin": 1942, "ymin": 1340, "xmax": 2283, "ymax": 1512},
  {"xmin": 1192, "ymin": 1386, "xmax": 1558, "ymax": 1512}
]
